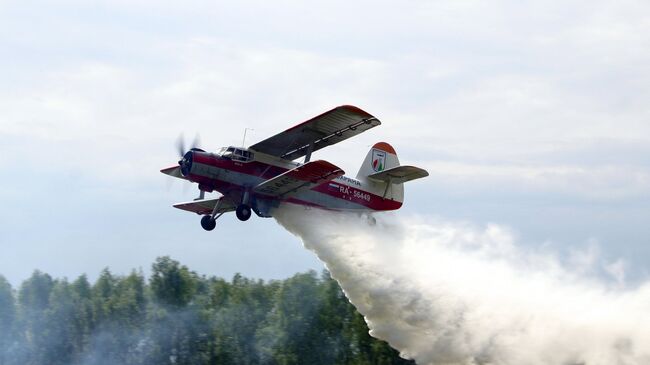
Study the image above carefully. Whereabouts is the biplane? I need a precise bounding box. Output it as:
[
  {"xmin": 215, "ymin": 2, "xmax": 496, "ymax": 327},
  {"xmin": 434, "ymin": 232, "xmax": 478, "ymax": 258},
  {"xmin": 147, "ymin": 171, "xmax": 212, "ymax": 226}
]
[{"xmin": 161, "ymin": 105, "xmax": 428, "ymax": 231}]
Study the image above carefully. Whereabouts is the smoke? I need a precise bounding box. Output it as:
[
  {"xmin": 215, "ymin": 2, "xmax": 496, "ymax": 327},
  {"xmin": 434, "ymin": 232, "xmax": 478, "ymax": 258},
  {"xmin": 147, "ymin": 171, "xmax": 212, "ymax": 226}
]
[{"xmin": 274, "ymin": 204, "xmax": 650, "ymax": 365}]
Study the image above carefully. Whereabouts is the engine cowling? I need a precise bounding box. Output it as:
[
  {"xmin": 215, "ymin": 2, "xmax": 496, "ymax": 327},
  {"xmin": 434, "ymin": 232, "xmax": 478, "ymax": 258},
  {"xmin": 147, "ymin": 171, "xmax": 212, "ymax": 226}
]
[
  {"xmin": 178, "ymin": 148, "xmax": 205, "ymax": 177},
  {"xmin": 178, "ymin": 150, "xmax": 193, "ymax": 176}
]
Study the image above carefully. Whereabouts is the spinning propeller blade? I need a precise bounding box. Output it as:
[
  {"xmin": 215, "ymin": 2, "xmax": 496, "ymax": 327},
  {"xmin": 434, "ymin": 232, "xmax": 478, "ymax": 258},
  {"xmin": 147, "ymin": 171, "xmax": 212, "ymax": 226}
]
[
  {"xmin": 176, "ymin": 133, "xmax": 201, "ymax": 157},
  {"xmin": 176, "ymin": 133, "xmax": 185, "ymax": 158},
  {"xmin": 190, "ymin": 134, "xmax": 201, "ymax": 151}
]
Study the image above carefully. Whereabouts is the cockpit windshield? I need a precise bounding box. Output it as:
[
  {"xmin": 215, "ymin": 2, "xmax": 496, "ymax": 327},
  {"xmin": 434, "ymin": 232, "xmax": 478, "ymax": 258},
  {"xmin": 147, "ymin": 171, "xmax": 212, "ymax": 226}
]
[{"xmin": 218, "ymin": 146, "xmax": 254, "ymax": 162}]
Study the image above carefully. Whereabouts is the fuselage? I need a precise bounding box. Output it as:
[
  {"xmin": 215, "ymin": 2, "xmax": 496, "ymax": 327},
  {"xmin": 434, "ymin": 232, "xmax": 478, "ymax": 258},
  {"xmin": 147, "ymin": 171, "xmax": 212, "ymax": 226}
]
[{"xmin": 179, "ymin": 146, "xmax": 402, "ymax": 216}]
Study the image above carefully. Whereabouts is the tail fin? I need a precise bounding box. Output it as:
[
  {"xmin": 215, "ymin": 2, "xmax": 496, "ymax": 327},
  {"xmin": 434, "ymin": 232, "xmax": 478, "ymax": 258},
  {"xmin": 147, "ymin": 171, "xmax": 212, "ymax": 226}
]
[
  {"xmin": 356, "ymin": 142, "xmax": 401, "ymax": 179},
  {"xmin": 357, "ymin": 142, "xmax": 429, "ymax": 205},
  {"xmin": 357, "ymin": 142, "xmax": 404, "ymax": 203}
]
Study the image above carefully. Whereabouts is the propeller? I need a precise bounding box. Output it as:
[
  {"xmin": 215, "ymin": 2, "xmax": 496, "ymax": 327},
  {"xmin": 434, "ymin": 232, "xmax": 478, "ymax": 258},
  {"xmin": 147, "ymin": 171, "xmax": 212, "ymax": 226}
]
[
  {"xmin": 176, "ymin": 133, "xmax": 201, "ymax": 158},
  {"xmin": 167, "ymin": 133, "xmax": 202, "ymax": 193},
  {"xmin": 175, "ymin": 134, "xmax": 185, "ymax": 158}
]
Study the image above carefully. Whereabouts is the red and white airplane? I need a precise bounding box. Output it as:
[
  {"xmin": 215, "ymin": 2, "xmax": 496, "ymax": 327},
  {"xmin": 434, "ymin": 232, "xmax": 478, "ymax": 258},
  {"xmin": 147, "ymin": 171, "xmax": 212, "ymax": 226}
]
[{"xmin": 161, "ymin": 105, "xmax": 428, "ymax": 231}]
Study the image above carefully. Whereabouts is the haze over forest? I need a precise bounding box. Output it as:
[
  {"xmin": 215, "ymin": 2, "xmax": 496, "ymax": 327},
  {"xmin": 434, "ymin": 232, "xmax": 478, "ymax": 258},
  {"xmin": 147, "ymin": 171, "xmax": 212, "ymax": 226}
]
[{"xmin": 0, "ymin": 256, "xmax": 413, "ymax": 365}]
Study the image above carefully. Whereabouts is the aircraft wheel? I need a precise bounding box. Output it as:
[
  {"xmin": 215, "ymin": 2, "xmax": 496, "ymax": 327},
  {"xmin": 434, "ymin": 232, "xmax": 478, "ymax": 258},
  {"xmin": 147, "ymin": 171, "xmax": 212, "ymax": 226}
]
[
  {"xmin": 236, "ymin": 204, "xmax": 252, "ymax": 221},
  {"xmin": 201, "ymin": 215, "xmax": 216, "ymax": 231},
  {"xmin": 367, "ymin": 215, "xmax": 377, "ymax": 226}
]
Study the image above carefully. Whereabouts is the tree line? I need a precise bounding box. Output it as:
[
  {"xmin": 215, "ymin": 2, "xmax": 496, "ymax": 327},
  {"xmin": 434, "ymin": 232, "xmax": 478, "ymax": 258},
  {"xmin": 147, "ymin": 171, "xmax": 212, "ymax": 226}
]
[{"xmin": 0, "ymin": 256, "xmax": 414, "ymax": 365}]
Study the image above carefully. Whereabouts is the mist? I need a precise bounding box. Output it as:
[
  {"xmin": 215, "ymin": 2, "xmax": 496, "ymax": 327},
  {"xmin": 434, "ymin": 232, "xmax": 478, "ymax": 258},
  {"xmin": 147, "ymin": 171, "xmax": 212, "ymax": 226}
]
[
  {"xmin": 275, "ymin": 204, "xmax": 650, "ymax": 365},
  {"xmin": 0, "ymin": 257, "xmax": 410, "ymax": 365}
]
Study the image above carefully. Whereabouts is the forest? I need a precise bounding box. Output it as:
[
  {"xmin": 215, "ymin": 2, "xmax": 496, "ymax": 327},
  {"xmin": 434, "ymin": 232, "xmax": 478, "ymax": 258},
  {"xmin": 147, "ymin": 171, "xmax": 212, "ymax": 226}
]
[{"xmin": 0, "ymin": 256, "xmax": 414, "ymax": 365}]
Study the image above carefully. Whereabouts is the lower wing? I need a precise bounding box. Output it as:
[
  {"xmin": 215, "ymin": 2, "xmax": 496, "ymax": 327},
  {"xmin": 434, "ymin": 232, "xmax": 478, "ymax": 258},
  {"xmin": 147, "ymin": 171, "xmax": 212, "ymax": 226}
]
[
  {"xmin": 254, "ymin": 160, "xmax": 344, "ymax": 198},
  {"xmin": 173, "ymin": 196, "xmax": 236, "ymax": 215}
]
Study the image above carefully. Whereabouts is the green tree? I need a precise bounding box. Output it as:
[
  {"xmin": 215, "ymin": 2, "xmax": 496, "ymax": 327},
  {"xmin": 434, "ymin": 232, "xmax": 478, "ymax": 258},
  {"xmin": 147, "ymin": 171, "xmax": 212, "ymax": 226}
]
[
  {"xmin": 146, "ymin": 257, "xmax": 208, "ymax": 365},
  {"xmin": 210, "ymin": 274, "xmax": 278, "ymax": 365},
  {"xmin": 92, "ymin": 268, "xmax": 117, "ymax": 325},
  {"xmin": 1, "ymin": 259, "xmax": 413, "ymax": 365},
  {"xmin": 16, "ymin": 271, "xmax": 54, "ymax": 365},
  {"xmin": 84, "ymin": 270, "xmax": 150, "ymax": 365},
  {"xmin": 317, "ymin": 272, "xmax": 354, "ymax": 365},
  {"xmin": 113, "ymin": 271, "xmax": 147, "ymax": 329},
  {"xmin": 257, "ymin": 271, "xmax": 328, "ymax": 365},
  {"xmin": 42, "ymin": 280, "xmax": 78, "ymax": 365},
  {"xmin": 17, "ymin": 271, "xmax": 53, "ymax": 316},
  {"xmin": 70, "ymin": 274, "xmax": 94, "ymax": 354},
  {"xmin": 150, "ymin": 256, "xmax": 197, "ymax": 308},
  {"xmin": 0, "ymin": 275, "xmax": 16, "ymax": 365}
]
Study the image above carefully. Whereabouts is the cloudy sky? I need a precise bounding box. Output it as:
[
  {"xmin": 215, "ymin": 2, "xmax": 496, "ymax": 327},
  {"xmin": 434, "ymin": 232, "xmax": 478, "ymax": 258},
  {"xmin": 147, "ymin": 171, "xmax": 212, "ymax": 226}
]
[{"xmin": 1, "ymin": 0, "xmax": 649, "ymax": 285}]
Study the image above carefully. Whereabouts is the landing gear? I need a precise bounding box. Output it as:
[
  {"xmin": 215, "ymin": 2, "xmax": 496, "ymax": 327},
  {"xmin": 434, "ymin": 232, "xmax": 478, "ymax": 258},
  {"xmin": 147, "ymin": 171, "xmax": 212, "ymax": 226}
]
[
  {"xmin": 201, "ymin": 197, "xmax": 223, "ymax": 231},
  {"xmin": 236, "ymin": 204, "xmax": 252, "ymax": 221},
  {"xmin": 201, "ymin": 215, "xmax": 216, "ymax": 231},
  {"xmin": 367, "ymin": 215, "xmax": 377, "ymax": 226},
  {"xmin": 236, "ymin": 190, "xmax": 252, "ymax": 221}
]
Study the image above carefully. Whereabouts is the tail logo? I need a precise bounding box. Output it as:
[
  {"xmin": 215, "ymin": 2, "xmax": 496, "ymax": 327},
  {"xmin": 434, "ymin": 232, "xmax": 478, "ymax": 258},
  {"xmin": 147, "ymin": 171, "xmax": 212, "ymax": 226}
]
[{"xmin": 371, "ymin": 149, "xmax": 386, "ymax": 172}]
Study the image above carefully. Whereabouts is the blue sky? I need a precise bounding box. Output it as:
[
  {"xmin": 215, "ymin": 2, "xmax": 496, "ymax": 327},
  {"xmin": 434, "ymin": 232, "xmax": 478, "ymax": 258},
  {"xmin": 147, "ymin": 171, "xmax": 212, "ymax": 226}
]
[{"xmin": 1, "ymin": 0, "xmax": 649, "ymax": 285}]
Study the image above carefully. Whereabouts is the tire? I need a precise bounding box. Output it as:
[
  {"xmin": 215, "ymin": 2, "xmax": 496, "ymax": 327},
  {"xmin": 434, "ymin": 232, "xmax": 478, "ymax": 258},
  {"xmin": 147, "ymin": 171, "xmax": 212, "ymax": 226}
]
[
  {"xmin": 236, "ymin": 204, "xmax": 252, "ymax": 221},
  {"xmin": 367, "ymin": 215, "xmax": 377, "ymax": 226},
  {"xmin": 200, "ymin": 215, "xmax": 216, "ymax": 231}
]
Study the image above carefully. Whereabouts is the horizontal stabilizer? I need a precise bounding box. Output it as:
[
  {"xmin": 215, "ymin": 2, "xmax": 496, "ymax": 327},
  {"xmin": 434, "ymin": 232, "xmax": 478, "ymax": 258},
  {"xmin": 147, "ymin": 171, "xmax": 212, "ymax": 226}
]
[
  {"xmin": 367, "ymin": 165, "xmax": 429, "ymax": 184},
  {"xmin": 254, "ymin": 160, "xmax": 344, "ymax": 197},
  {"xmin": 173, "ymin": 197, "xmax": 236, "ymax": 215}
]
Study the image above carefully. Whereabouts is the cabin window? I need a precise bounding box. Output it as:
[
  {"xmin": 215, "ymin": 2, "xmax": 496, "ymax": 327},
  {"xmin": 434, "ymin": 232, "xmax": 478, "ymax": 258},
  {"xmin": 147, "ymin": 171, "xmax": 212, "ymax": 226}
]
[
  {"xmin": 220, "ymin": 146, "xmax": 253, "ymax": 162},
  {"xmin": 232, "ymin": 149, "xmax": 253, "ymax": 162}
]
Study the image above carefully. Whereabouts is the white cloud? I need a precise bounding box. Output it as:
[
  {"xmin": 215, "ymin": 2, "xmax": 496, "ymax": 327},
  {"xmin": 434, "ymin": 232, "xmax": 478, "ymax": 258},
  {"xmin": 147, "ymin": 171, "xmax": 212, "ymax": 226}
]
[
  {"xmin": 2, "ymin": 0, "xmax": 649, "ymax": 198},
  {"xmin": 420, "ymin": 161, "xmax": 650, "ymax": 201}
]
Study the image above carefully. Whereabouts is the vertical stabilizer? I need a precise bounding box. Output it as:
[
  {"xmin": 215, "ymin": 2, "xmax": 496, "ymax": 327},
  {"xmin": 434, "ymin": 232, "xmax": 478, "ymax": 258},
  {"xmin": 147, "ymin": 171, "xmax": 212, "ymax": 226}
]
[
  {"xmin": 357, "ymin": 142, "xmax": 404, "ymax": 202},
  {"xmin": 357, "ymin": 142, "xmax": 400, "ymax": 178}
]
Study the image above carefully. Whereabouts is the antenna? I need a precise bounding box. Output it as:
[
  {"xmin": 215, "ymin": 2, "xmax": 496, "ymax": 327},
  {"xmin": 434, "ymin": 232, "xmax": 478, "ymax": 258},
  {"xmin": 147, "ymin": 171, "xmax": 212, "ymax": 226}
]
[{"xmin": 241, "ymin": 128, "xmax": 254, "ymax": 148}]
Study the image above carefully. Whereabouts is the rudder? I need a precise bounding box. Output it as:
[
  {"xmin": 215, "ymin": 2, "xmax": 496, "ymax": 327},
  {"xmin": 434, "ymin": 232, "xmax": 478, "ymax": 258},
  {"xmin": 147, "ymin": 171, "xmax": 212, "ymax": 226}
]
[
  {"xmin": 356, "ymin": 142, "xmax": 400, "ymax": 178},
  {"xmin": 357, "ymin": 142, "xmax": 404, "ymax": 203}
]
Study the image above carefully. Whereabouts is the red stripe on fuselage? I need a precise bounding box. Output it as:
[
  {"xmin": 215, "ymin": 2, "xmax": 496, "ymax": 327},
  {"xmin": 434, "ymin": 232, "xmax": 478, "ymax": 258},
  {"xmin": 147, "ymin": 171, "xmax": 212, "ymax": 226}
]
[
  {"xmin": 185, "ymin": 153, "xmax": 402, "ymax": 211},
  {"xmin": 192, "ymin": 153, "xmax": 289, "ymax": 180},
  {"xmin": 312, "ymin": 181, "xmax": 402, "ymax": 211}
]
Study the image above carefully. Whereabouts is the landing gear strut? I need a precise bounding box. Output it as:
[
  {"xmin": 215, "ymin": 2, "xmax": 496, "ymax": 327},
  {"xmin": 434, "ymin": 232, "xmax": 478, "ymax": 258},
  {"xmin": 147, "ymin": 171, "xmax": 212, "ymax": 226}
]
[
  {"xmin": 359, "ymin": 213, "xmax": 377, "ymax": 226},
  {"xmin": 236, "ymin": 204, "xmax": 252, "ymax": 221},
  {"xmin": 235, "ymin": 190, "xmax": 252, "ymax": 221},
  {"xmin": 200, "ymin": 197, "xmax": 225, "ymax": 231}
]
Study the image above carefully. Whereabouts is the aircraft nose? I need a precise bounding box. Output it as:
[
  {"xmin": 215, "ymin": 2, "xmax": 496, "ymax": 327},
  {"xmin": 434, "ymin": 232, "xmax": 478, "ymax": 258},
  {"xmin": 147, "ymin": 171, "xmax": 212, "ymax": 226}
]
[{"xmin": 178, "ymin": 150, "xmax": 193, "ymax": 176}]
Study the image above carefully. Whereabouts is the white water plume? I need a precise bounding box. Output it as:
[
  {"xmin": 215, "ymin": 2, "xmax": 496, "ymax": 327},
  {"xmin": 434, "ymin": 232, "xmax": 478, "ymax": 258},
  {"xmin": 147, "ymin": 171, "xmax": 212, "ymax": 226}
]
[{"xmin": 274, "ymin": 204, "xmax": 650, "ymax": 365}]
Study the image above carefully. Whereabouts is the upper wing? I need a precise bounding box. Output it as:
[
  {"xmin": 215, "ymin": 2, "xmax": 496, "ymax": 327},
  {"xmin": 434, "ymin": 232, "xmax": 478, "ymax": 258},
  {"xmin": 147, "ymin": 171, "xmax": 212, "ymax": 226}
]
[
  {"xmin": 173, "ymin": 196, "xmax": 236, "ymax": 215},
  {"xmin": 249, "ymin": 105, "xmax": 380, "ymax": 161},
  {"xmin": 367, "ymin": 165, "xmax": 429, "ymax": 184},
  {"xmin": 253, "ymin": 160, "xmax": 344, "ymax": 197}
]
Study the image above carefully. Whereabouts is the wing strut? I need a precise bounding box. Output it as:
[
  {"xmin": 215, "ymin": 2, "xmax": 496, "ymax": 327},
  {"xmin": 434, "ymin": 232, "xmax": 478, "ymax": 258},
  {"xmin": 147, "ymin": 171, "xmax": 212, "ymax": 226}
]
[
  {"xmin": 210, "ymin": 198, "xmax": 223, "ymax": 219},
  {"xmin": 304, "ymin": 142, "xmax": 315, "ymax": 163}
]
